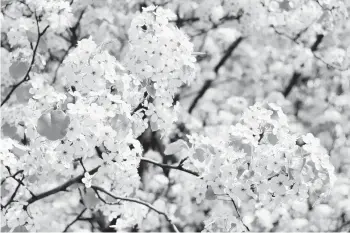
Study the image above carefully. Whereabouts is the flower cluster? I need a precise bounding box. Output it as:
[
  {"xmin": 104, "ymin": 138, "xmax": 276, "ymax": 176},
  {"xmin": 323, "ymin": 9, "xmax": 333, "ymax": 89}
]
[
  {"xmin": 124, "ymin": 5, "xmax": 196, "ymax": 105},
  {"xmin": 178, "ymin": 103, "xmax": 336, "ymax": 231},
  {"xmin": 1, "ymin": 1, "xmax": 348, "ymax": 232},
  {"xmin": 1, "ymin": 37, "xmax": 146, "ymax": 231},
  {"xmin": 27, "ymin": 0, "xmax": 74, "ymax": 32}
]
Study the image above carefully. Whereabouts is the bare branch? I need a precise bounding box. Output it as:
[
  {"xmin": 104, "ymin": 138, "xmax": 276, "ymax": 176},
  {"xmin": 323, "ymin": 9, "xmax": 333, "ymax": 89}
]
[
  {"xmin": 214, "ymin": 37, "xmax": 244, "ymax": 74},
  {"xmin": 1, "ymin": 169, "xmax": 24, "ymax": 185},
  {"xmin": 310, "ymin": 34, "xmax": 324, "ymax": 52},
  {"xmin": 188, "ymin": 37, "xmax": 244, "ymax": 113},
  {"xmin": 92, "ymin": 188, "xmax": 121, "ymax": 206},
  {"xmin": 2, "ymin": 176, "xmax": 24, "ymax": 209},
  {"xmin": 62, "ymin": 208, "xmax": 87, "ymax": 232},
  {"xmin": 231, "ymin": 198, "xmax": 250, "ymax": 231},
  {"xmin": 282, "ymin": 72, "xmax": 302, "ymax": 97},
  {"xmin": 141, "ymin": 157, "xmax": 199, "ymax": 177}
]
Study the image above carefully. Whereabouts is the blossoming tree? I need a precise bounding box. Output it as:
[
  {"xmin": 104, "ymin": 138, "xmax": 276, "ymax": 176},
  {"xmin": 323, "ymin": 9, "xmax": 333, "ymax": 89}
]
[{"xmin": 1, "ymin": 0, "xmax": 349, "ymax": 232}]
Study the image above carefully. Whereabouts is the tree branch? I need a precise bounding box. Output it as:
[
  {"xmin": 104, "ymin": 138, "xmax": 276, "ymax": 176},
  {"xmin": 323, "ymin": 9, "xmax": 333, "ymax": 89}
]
[
  {"xmin": 310, "ymin": 34, "xmax": 324, "ymax": 52},
  {"xmin": 2, "ymin": 176, "xmax": 24, "ymax": 209},
  {"xmin": 231, "ymin": 198, "xmax": 250, "ymax": 231},
  {"xmin": 92, "ymin": 188, "xmax": 121, "ymax": 206},
  {"xmin": 282, "ymin": 34, "xmax": 324, "ymax": 97},
  {"xmin": 188, "ymin": 37, "xmax": 244, "ymax": 113},
  {"xmin": 24, "ymin": 166, "xmax": 100, "ymax": 209},
  {"xmin": 91, "ymin": 186, "xmax": 180, "ymax": 233},
  {"xmin": 282, "ymin": 72, "xmax": 301, "ymax": 97},
  {"xmin": 62, "ymin": 208, "xmax": 87, "ymax": 232},
  {"xmin": 1, "ymin": 13, "xmax": 49, "ymax": 107},
  {"xmin": 51, "ymin": 8, "xmax": 86, "ymax": 84},
  {"xmin": 214, "ymin": 37, "xmax": 244, "ymax": 74},
  {"xmin": 23, "ymin": 154, "xmax": 198, "ymax": 210},
  {"xmin": 1, "ymin": 169, "xmax": 24, "ymax": 185},
  {"xmin": 141, "ymin": 157, "xmax": 199, "ymax": 177}
]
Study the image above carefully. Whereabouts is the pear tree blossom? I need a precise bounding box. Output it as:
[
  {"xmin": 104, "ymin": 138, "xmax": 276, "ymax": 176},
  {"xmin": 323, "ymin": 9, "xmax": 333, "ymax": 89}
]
[{"xmin": 1, "ymin": 0, "xmax": 350, "ymax": 232}]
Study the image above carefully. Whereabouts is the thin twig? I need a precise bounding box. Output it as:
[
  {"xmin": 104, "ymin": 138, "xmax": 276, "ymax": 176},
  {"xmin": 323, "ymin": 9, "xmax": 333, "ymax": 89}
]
[
  {"xmin": 141, "ymin": 158, "xmax": 199, "ymax": 177},
  {"xmin": 1, "ymin": 13, "xmax": 49, "ymax": 107},
  {"xmin": 283, "ymin": 34, "xmax": 325, "ymax": 97},
  {"xmin": 1, "ymin": 169, "xmax": 24, "ymax": 185},
  {"xmin": 62, "ymin": 208, "xmax": 87, "ymax": 232},
  {"xmin": 2, "ymin": 176, "xmax": 24, "ymax": 209},
  {"xmin": 231, "ymin": 198, "xmax": 250, "ymax": 231},
  {"xmin": 92, "ymin": 186, "xmax": 180, "ymax": 233},
  {"xmin": 92, "ymin": 188, "xmax": 121, "ymax": 206},
  {"xmin": 51, "ymin": 8, "xmax": 86, "ymax": 84}
]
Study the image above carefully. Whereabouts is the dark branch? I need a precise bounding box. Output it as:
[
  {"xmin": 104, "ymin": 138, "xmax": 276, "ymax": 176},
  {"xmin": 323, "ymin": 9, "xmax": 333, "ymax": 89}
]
[
  {"xmin": 1, "ymin": 13, "xmax": 49, "ymax": 107},
  {"xmin": 92, "ymin": 188, "xmax": 121, "ymax": 206},
  {"xmin": 310, "ymin": 34, "xmax": 324, "ymax": 52},
  {"xmin": 51, "ymin": 8, "xmax": 86, "ymax": 84},
  {"xmin": 188, "ymin": 37, "xmax": 244, "ymax": 113},
  {"xmin": 91, "ymin": 186, "xmax": 180, "ymax": 233},
  {"xmin": 214, "ymin": 37, "xmax": 244, "ymax": 74},
  {"xmin": 24, "ymin": 166, "xmax": 100, "ymax": 209},
  {"xmin": 2, "ymin": 176, "xmax": 24, "ymax": 209},
  {"xmin": 1, "ymin": 169, "xmax": 24, "ymax": 185},
  {"xmin": 282, "ymin": 72, "xmax": 301, "ymax": 97},
  {"xmin": 141, "ymin": 157, "xmax": 199, "ymax": 177},
  {"xmin": 62, "ymin": 208, "xmax": 87, "ymax": 232},
  {"xmin": 231, "ymin": 198, "xmax": 250, "ymax": 231},
  {"xmin": 187, "ymin": 80, "xmax": 213, "ymax": 114},
  {"xmin": 282, "ymin": 34, "xmax": 324, "ymax": 97}
]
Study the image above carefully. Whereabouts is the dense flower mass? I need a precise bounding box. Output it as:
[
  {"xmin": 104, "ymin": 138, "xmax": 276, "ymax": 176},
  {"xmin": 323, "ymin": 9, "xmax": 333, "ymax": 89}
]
[
  {"xmin": 125, "ymin": 5, "xmax": 196, "ymax": 104},
  {"xmin": 1, "ymin": 0, "xmax": 350, "ymax": 232},
  {"xmin": 173, "ymin": 103, "xmax": 336, "ymax": 231}
]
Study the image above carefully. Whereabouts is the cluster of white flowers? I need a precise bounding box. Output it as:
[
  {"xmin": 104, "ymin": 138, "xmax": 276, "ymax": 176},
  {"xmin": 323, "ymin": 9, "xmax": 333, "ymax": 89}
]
[
  {"xmin": 1, "ymin": 1, "xmax": 348, "ymax": 232},
  {"xmin": 195, "ymin": 0, "xmax": 225, "ymax": 24},
  {"xmin": 60, "ymin": 38, "xmax": 141, "ymax": 140},
  {"xmin": 125, "ymin": 5, "xmax": 196, "ymax": 105},
  {"xmin": 177, "ymin": 103, "xmax": 336, "ymax": 231},
  {"xmin": 27, "ymin": 0, "xmax": 74, "ymax": 32},
  {"xmin": 1, "ymin": 36, "xmax": 146, "ymax": 231}
]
